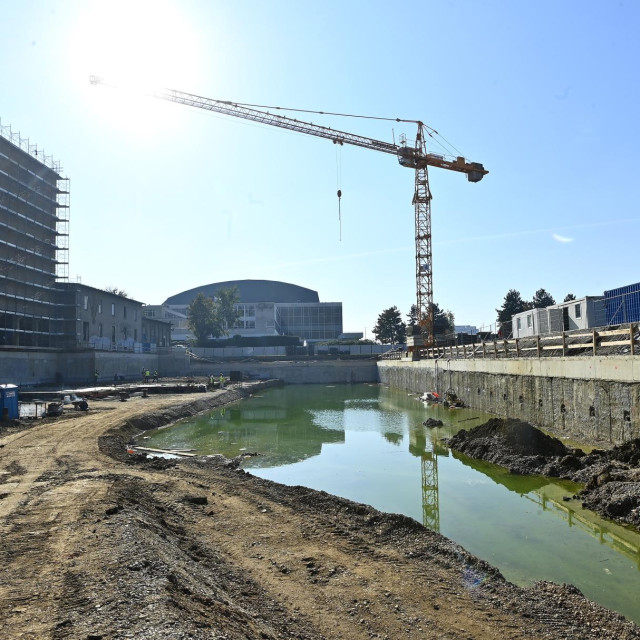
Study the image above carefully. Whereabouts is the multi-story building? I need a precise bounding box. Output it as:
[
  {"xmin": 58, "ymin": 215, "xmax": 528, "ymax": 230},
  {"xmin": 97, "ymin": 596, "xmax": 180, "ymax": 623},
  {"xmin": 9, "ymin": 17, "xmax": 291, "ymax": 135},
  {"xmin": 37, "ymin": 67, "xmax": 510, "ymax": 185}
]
[
  {"xmin": 1, "ymin": 121, "xmax": 171, "ymax": 354},
  {"xmin": 59, "ymin": 282, "xmax": 170, "ymax": 351},
  {"xmin": 0, "ymin": 121, "xmax": 69, "ymax": 348},
  {"xmin": 155, "ymin": 279, "xmax": 343, "ymax": 343}
]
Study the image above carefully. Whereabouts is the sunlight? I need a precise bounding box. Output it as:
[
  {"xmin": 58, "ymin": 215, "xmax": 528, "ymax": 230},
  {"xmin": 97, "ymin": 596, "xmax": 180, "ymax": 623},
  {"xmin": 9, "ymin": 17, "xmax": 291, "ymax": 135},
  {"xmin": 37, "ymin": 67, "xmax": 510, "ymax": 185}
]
[{"xmin": 70, "ymin": 0, "xmax": 203, "ymax": 136}]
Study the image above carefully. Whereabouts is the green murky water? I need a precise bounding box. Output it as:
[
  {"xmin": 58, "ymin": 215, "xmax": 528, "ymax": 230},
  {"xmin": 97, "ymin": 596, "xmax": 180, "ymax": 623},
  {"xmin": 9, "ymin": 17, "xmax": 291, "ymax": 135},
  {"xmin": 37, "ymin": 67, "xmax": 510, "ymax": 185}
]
[{"xmin": 138, "ymin": 383, "xmax": 640, "ymax": 624}]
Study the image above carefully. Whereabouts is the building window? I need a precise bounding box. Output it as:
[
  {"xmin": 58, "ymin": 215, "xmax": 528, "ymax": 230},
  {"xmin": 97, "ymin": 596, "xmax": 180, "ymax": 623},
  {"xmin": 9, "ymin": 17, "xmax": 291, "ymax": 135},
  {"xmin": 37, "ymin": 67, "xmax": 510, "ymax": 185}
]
[
  {"xmin": 575, "ymin": 303, "xmax": 582, "ymax": 319},
  {"xmin": 526, "ymin": 314, "xmax": 532, "ymax": 328},
  {"xmin": 111, "ymin": 303, "xmax": 115, "ymax": 316},
  {"xmin": 111, "ymin": 325, "xmax": 116, "ymax": 343},
  {"xmin": 83, "ymin": 321, "xmax": 89, "ymax": 341},
  {"xmin": 134, "ymin": 309, "xmax": 137, "ymax": 321},
  {"xmin": 134, "ymin": 329, "xmax": 137, "ymax": 341},
  {"xmin": 83, "ymin": 295, "xmax": 88, "ymax": 310},
  {"xmin": 98, "ymin": 302, "xmax": 102, "ymax": 314},
  {"xmin": 98, "ymin": 323, "xmax": 103, "ymax": 338},
  {"xmin": 516, "ymin": 318, "xmax": 521, "ymax": 330},
  {"xmin": 123, "ymin": 306, "xmax": 127, "ymax": 319}
]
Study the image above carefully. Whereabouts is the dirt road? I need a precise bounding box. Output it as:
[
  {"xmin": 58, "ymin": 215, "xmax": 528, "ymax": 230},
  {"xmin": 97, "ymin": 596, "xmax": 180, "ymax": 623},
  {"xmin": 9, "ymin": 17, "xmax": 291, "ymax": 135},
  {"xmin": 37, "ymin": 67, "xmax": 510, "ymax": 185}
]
[{"xmin": 1, "ymin": 384, "xmax": 639, "ymax": 639}]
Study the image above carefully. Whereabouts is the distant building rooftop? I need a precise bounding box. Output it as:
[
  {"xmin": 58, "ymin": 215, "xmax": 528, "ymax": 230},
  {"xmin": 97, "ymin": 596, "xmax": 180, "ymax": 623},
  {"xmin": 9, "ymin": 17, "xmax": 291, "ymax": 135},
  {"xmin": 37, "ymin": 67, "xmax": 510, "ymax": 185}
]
[{"xmin": 164, "ymin": 280, "xmax": 320, "ymax": 306}]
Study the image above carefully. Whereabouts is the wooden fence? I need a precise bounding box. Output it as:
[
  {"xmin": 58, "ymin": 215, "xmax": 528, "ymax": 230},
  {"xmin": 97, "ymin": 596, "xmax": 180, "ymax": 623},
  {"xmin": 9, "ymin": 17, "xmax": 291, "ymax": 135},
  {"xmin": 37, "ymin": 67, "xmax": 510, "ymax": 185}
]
[{"xmin": 380, "ymin": 324, "xmax": 638, "ymax": 360}]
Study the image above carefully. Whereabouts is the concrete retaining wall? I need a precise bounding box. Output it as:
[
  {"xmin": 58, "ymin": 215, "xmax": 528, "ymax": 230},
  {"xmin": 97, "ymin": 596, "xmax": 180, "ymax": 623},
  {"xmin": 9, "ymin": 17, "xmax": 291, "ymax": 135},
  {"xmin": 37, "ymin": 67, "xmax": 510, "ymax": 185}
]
[
  {"xmin": 188, "ymin": 359, "xmax": 378, "ymax": 384},
  {"xmin": 0, "ymin": 350, "xmax": 190, "ymax": 388},
  {"xmin": 377, "ymin": 357, "xmax": 640, "ymax": 445}
]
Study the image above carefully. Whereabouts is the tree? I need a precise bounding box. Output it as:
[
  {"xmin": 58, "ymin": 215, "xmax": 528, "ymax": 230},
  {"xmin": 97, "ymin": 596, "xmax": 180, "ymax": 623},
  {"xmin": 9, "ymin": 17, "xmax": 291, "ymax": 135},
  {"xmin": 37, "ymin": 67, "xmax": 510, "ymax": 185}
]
[
  {"xmin": 431, "ymin": 302, "xmax": 455, "ymax": 337},
  {"xmin": 406, "ymin": 304, "xmax": 419, "ymax": 327},
  {"xmin": 496, "ymin": 289, "xmax": 529, "ymax": 336},
  {"xmin": 187, "ymin": 293, "xmax": 218, "ymax": 346},
  {"xmin": 372, "ymin": 306, "xmax": 406, "ymax": 344},
  {"xmin": 532, "ymin": 288, "xmax": 555, "ymax": 309},
  {"xmin": 104, "ymin": 286, "xmax": 128, "ymax": 298},
  {"xmin": 215, "ymin": 286, "xmax": 241, "ymax": 335},
  {"xmin": 496, "ymin": 290, "xmax": 528, "ymax": 323},
  {"xmin": 187, "ymin": 287, "xmax": 243, "ymax": 346},
  {"xmin": 564, "ymin": 293, "xmax": 576, "ymax": 302}
]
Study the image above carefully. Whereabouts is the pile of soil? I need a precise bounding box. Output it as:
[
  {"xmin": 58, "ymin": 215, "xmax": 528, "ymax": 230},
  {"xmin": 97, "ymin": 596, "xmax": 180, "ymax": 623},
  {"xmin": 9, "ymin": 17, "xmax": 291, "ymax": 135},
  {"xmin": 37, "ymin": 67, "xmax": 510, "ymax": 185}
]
[
  {"xmin": 2, "ymin": 388, "xmax": 640, "ymax": 638},
  {"xmin": 448, "ymin": 418, "xmax": 640, "ymax": 529}
]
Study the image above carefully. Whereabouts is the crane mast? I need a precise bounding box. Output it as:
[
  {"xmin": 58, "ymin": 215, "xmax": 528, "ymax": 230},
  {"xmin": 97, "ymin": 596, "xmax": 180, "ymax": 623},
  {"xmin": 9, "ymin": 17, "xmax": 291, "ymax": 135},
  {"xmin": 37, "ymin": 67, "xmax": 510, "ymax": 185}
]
[{"xmin": 89, "ymin": 76, "xmax": 487, "ymax": 343}]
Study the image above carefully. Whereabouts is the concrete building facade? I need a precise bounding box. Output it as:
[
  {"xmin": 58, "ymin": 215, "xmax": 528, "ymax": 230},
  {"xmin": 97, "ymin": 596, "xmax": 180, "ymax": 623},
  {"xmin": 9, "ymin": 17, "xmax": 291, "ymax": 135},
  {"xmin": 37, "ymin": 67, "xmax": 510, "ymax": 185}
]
[
  {"xmin": 60, "ymin": 283, "xmax": 170, "ymax": 352},
  {"xmin": 156, "ymin": 279, "xmax": 343, "ymax": 343}
]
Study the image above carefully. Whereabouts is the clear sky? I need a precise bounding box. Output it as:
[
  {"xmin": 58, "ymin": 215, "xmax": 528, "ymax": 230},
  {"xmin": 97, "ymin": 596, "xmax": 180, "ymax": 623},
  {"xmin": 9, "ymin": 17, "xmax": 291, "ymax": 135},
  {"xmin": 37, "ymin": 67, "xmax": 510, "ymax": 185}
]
[{"xmin": 2, "ymin": 1, "xmax": 639, "ymax": 337}]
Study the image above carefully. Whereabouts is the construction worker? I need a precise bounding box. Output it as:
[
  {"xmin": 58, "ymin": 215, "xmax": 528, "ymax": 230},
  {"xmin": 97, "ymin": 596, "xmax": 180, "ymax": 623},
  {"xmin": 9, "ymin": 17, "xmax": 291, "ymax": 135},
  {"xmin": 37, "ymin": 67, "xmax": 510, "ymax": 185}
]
[
  {"xmin": 145, "ymin": 369, "xmax": 150, "ymax": 383},
  {"xmin": 94, "ymin": 369, "xmax": 99, "ymax": 386},
  {"xmin": 219, "ymin": 373, "xmax": 225, "ymax": 389},
  {"xmin": 153, "ymin": 370, "xmax": 158, "ymax": 383}
]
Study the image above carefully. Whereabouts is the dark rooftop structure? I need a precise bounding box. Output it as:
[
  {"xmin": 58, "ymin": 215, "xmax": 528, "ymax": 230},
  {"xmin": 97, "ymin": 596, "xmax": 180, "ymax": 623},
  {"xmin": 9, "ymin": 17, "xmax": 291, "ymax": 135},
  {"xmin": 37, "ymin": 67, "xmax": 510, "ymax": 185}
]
[{"xmin": 164, "ymin": 280, "xmax": 320, "ymax": 306}]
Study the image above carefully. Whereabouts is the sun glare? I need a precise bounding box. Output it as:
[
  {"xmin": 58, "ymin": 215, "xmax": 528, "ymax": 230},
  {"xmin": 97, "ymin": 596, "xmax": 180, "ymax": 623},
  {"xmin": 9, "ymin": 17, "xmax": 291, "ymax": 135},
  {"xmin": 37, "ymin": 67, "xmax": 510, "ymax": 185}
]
[{"xmin": 71, "ymin": 0, "xmax": 202, "ymax": 135}]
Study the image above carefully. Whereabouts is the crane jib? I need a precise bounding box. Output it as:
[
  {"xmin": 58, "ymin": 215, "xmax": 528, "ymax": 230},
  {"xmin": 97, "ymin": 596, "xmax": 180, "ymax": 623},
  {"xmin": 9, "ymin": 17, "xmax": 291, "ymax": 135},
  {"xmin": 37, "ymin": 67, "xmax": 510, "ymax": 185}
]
[{"xmin": 90, "ymin": 76, "xmax": 487, "ymax": 347}]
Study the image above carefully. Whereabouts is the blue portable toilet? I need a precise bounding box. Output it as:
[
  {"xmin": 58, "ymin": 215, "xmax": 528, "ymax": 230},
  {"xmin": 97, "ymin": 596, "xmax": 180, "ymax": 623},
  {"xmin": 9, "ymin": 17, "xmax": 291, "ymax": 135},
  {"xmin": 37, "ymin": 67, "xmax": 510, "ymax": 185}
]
[{"xmin": 0, "ymin": 384, "xmax": 19, "ymax": 420}]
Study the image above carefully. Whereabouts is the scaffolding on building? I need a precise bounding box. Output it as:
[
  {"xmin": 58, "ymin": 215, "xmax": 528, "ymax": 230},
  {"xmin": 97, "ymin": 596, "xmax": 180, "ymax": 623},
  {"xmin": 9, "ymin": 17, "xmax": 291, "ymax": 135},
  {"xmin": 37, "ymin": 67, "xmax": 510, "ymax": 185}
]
[{"xmin": 0, "ymin": 119, "xmax": 71, "ymax": 348}]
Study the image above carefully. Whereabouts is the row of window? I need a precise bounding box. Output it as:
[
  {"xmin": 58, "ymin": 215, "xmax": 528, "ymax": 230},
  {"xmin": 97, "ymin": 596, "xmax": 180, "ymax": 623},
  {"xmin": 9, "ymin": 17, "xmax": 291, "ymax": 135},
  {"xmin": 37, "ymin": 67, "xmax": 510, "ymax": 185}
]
[
  {"xmin": 83, "ymin": 295, "xmax": 138, "ymax": 320},
  {"xmin": 83, "ymin": 321, "xmax": 138, "ymax": 342}
]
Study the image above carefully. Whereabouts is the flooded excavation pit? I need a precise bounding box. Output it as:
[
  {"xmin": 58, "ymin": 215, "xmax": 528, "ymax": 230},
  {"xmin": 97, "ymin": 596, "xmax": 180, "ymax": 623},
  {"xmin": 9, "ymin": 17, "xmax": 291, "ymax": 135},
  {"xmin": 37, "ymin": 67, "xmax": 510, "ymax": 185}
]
[{"xmin": 138, "ymin": 383, "xmax": 640, "ymax": 625}]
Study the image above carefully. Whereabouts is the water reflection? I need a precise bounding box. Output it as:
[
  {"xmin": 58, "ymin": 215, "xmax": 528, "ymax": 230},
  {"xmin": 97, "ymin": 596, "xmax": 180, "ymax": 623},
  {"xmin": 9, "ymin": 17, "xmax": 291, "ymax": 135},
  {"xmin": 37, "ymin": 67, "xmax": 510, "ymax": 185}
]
[
  {"xmin": 139, "ymin": 383, "xmax": 640, "ymax": 623},
  {"xmin": 402, "ymin": 399, "xmax": 640, "ymax": 575},
  {"xmin": 469, "ymin": 455, "xmax": 640, "ymax": 574}
]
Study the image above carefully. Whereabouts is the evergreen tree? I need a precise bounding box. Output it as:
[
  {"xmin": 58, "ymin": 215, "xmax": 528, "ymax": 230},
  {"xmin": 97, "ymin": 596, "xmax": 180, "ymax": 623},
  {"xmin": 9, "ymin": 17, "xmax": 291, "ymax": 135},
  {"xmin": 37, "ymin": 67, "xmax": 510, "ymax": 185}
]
[
  {"xmin": 406, "ymin": 304, "xmax": 420, "ymax": 327},
  {"xmin": 372, "ymin": 306, "xmax": 406, "ymax": 344},
  {"xmin": 496, "ymin": 289, "xmax": 528, "ymax": 336},
  {"xmin": 431, "ymin": 302, "xmax": 455, "ymax": 337},
  {"xmin": 564, "ymin": 293, "xmax": 576, "ymax": 302},
  {"xmin": 532, "ymin": 288, "xmax": 556, "ymax": 309}
]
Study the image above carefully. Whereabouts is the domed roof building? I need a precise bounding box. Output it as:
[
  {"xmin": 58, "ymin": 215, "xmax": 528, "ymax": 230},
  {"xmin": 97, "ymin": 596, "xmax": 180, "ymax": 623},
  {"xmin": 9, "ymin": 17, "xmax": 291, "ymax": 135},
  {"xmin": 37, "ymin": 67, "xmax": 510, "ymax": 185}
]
[
  {"xmin": 147, "ymin": 279, "xmax": 342, "ymax": 343},
  {"xmin": 163, "ymin": 280, "xmax": 320, "ymax": 306}
]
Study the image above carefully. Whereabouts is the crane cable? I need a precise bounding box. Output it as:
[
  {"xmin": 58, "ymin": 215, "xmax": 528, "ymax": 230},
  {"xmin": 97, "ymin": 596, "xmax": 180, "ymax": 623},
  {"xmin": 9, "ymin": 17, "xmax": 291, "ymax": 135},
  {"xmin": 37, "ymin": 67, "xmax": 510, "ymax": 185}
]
[
  {"xmin": 230, "ymin": 100, "xmax": 420, "ymax": 125},
  {"xmin": 336, "ymin": 146, "xmax": 343, "ymax": 241},
  {"xmin": 232, "ymin": 99, "xmax": 467, "ymax": 159}
]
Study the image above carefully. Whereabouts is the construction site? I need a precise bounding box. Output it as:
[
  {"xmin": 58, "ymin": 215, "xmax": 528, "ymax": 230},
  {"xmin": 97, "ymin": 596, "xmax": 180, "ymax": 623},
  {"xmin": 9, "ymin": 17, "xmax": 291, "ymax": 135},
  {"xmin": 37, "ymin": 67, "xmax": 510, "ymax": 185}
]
[{"xmin": 2, "ymin": 92, "xmax": 640, "ymax": 639}]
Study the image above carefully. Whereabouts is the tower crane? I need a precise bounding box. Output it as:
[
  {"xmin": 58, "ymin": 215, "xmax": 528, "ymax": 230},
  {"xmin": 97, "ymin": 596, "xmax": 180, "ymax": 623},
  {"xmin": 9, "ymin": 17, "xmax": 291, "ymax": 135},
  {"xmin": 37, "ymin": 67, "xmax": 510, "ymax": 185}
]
[{"xmin": 90, "ymin": 76, "xmax": 487, "ymax": 343}]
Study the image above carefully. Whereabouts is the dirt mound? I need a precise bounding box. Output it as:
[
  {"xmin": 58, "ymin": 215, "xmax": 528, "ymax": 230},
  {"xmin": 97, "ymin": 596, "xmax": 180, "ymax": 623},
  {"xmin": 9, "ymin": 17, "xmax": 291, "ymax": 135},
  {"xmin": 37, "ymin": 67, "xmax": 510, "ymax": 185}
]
[
  {"xmin": 447, "ymin": 420, "xmax": 640, "ymax": 530},
  {"xmin": 449, "ymin": 418, "xmax": 570, "ymax": 458}
]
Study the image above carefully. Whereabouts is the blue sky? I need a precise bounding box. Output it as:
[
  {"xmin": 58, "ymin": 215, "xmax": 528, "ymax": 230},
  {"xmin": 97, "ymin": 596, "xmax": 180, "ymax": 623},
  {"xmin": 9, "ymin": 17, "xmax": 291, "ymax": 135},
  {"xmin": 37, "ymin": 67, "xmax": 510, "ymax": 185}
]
[{"xmin": 2, "ymin": 1, "xmax": 639, "ymax": 337}]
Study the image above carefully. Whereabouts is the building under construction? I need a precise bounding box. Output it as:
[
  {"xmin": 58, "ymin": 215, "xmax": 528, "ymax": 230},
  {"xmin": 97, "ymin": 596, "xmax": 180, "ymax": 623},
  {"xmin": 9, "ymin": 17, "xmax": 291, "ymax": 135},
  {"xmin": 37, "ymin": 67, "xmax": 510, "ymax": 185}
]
[{"xmin": 0, "ymin": 121, "xmax": 70, "ymax": 348}]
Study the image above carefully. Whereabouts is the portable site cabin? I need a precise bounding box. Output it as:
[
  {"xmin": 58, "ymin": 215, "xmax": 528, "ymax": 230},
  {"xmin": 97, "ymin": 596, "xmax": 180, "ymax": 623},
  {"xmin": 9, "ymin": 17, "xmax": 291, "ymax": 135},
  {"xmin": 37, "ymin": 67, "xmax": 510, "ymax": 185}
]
[
  {"xmin": 0, "ymin": 384, "xmax": 19, "ymax": 420},
  {"xmin": 512, "ymin": 297, "xmax": 606, "ymax": 338}
]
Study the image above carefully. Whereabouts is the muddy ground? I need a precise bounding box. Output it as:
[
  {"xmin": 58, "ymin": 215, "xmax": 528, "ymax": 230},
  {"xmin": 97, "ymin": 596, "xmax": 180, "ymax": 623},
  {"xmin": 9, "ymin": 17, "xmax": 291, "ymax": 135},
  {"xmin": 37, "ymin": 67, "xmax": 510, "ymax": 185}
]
[
  {"xmin": 1, "ymin": 382, "xmax": 640, "ymax": 639},
  {"xmin": 447, "ymin": 418, "xmax": 640, "ymax": 529}
]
